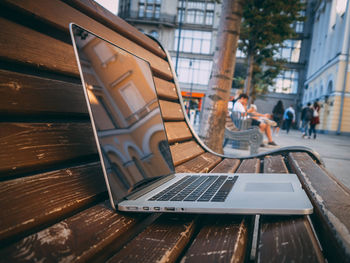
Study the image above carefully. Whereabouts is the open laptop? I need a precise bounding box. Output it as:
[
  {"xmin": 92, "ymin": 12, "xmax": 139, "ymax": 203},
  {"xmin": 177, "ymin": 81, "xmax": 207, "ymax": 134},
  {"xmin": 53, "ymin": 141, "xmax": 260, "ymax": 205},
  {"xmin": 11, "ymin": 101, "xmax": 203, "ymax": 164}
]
[{"xmin": 69, "ymin": 23, "xmax": 313, "ymax": 215}]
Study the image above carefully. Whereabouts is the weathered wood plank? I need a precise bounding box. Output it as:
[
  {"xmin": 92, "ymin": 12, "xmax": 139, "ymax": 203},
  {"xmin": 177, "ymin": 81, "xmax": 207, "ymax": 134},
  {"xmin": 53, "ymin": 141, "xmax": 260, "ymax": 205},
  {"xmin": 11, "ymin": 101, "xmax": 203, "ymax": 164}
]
[
  {"xmin": 258, "ymin": 155, "xmax": 324, "ymax": 263},
  {"xmin": 0, "ymin": 163, "xmax": 106, "ymax": 244},
  {"xmin": 0, "ymin": 70, "xmax": 87, "ymax": 115},
  {"xmin": 259, "ymin": 216, "xmax": 324, "ymax": 263},
  {"xmin": 181, "ymin": 158, "xmax": 249, "ymax": 263},
  {"xmin": 263, "ymin": 155, "xmax": 288, "ymax": 174},
  {"xmin": 165, "ymin": 121, "xmax": 193, "ymax": 144},
  {"xmin": 153, "ymin": 77, "xmax": 178, "ymax": 100},
  {"xmin": 2, "ymin": 0, "xmax": 172, "ymax": 79},
  {"xmin": 289, "ymin": 152, "xmax": 350, "ymax": 262},
  {"xmin": 0, "ymin": 202, "xmax": 153, "ymax": 263},
  {"xmin": 175, "ymin": 152, "xmax": 222, "ymax": 173},
  {"xmin": 0, "ymin": 17, "xmax": 78, "ymax": 76},
  {"xmin": 159, "ymin": 100, "xmax": 185, "ymax": 121},
  {"xmin": 170, "ymin": 141, "xmax": 204, "ymax": 167},
  {"xmin": 0, "ymin": 122, "xmax": 97, "ymax": 178},
  {"xmin": 108, "ymin": 214, "xmax": 197, "ymax": 263},
  {"xmin": 210, "ymin": 158, "xmax": 240, "ymax": 173},
  {"xmin": 236, "ymin": 158, "xmax": 260, "ymax": 173},
  {"xmin": 181, "ymin": 215, "xmax": 248, "ymax": 263}
]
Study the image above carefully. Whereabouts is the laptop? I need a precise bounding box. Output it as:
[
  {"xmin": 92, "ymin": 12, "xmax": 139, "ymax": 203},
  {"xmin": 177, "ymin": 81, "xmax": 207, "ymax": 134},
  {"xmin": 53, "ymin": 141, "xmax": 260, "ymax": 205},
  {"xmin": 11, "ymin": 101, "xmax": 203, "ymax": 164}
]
[{"xmin": 69, "ymin": 23, "xmax": 313, "ymax": 215}]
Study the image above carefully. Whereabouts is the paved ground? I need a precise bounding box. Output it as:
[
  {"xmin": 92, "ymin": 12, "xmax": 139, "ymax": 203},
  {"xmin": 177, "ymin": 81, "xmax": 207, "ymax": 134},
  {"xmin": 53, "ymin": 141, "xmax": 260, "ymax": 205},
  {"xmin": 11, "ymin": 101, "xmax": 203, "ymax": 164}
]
[{"xmin": 223, "ymin": 129, "xmax": 350, "ymax": 189}]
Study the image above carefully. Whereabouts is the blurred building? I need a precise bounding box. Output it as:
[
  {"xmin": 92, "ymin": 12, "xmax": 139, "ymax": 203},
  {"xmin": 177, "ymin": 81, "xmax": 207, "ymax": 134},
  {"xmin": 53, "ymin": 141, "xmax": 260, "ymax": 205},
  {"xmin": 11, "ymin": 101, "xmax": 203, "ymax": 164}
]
[
  {"xmin": 117, "ymin": 0, "xmax": 350, "ymax": 134},
  {"xmin": 303, "ymin": 0, "xmax": 350, "ymax": 134}
]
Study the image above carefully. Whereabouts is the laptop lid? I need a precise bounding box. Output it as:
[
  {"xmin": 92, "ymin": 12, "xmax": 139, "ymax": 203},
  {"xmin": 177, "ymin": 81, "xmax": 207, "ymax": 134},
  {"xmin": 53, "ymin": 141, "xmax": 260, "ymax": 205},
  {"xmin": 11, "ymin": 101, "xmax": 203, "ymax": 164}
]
[{"xmin": 70, "ymin": 23, "xmax": 175, "ymax": 208}]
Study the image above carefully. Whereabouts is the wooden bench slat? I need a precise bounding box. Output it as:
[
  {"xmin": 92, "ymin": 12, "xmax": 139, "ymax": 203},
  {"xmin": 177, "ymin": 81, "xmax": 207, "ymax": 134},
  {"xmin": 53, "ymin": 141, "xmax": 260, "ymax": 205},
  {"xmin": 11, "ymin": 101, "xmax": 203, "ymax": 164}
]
[
  {"xmin": 2, "ymin": 0, "xmax": 173, "ymax": 80},
  {"xmin": 289, "ymin": 152, "xmax": 350, "ymax": 262},
  {"xmin": 0, "ymin": 163, "xmax": 106, "ymax": 243},
  {"xmin": 159, "ymin": 100, "xmax": 185, "ymax": 121},
  {"xmin": 0, "ymin": 70, "xmax": 87, "ymax": 115},
  {"xmin": 259, "ymin": 216, "xmax": 324, "ymax": 262},
  {"xmin": 258, "ymin": 155, "xmax": 324, "ymax": 262},
  {"xmin": 108, "ymin": 214, "xmax": 197, "ymax": 263},
  {"xmin": 263, "ymin": 155, "xmax": 288, "ymax": 173},
  {"xmin": 170, "ymin": 141, "xmax": 204, "ymax": 166},
  {"xmin": 236, "ymin": 158, "xmax": 260, "ymax": 173},
  {"xmin": 181, "ymin": 158, "xmax": 248, "ymax": 263},
  {"xmin": 153, "ymin": 77, "xmax": 178, "ymax": 100},
  {"xmin": 67, "ymin": 0, "xmax": 166, "ymax": 58},
  {"xmin": 165, "ymin": 121, "xmax": 193, "ymax": 144},
  {"xmin": 0, "ymin": 17, "xmax": 78, "ymax": 76},
  {"xmin": 181, "ymin": 216, "xmax": 248, "ymax": 263},
  {"xmin": 0, "ymin": 202, "xmax": 153, "ymax": 262},
  {"xmin": 210, "ymin": 158, "xmax": 241, "ymax": 173},
  {"xmin": 0, "ymin": 122, "xmax": 97, "ymax": 178},
  {"xmin": 175, "ymin": 152, "xmax": 222, "ymax": 173}
]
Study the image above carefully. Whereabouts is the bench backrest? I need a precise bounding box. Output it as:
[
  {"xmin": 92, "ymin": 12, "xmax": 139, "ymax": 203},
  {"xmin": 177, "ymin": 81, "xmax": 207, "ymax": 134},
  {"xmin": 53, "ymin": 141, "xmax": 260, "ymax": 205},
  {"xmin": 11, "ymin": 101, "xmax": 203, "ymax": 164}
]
[{"xmin": 0, "ymin": 0, "xmax": 212, "ymax": 246}]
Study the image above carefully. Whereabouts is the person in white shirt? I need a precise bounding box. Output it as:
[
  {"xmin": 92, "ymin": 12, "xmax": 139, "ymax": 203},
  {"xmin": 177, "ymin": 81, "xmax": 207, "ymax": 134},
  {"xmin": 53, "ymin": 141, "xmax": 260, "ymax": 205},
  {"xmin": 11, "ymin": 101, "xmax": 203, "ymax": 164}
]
[{"xmin": 232, "ymin": 93, "xmax": 277, "ymax": 146}]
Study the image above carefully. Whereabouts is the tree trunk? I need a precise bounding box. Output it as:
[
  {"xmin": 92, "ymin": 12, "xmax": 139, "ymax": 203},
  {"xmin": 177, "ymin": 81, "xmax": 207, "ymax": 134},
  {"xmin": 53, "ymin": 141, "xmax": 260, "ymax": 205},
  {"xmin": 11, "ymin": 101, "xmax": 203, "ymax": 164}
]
[
  {"xmin": 244, "ymin": 53, "xmax": 254, "ymax": 97},
  {"xmin": 198, "ymin": 0, "xmax": 243, "ymax": 154}
]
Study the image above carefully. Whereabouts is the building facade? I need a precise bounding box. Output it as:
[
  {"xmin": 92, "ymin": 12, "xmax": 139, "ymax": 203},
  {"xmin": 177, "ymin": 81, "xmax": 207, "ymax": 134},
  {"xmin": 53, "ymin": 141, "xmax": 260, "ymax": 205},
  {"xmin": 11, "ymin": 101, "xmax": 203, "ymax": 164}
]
[
  {"xmin": 118, "ymin": 0, "xmax": 350, "ymax": 133},
  {"xmin": 303, "ymin": 0, "xmax": 350, "ymax": 134}
]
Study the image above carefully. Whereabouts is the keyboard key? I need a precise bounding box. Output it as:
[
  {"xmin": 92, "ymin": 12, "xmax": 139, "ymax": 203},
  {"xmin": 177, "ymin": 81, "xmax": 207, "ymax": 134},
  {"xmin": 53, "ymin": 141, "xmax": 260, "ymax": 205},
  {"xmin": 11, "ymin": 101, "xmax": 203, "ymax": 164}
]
[{"xmin": 211, "ymin": 176, "xmax": 238, "ymax": 202}]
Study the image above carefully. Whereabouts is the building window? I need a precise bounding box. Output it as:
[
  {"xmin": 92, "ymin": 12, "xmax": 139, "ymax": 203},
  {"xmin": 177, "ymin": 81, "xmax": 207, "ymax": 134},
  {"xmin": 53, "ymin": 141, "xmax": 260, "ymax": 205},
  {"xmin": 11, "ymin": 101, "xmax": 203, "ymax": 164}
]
[
  {"xmin": 132, "ymin": 157, "xmax": 147, "ymax": 178},
  {"xmin": 327, "ymin": 81, "xmax": 333, "ymax": 94},
  {"xmin": 111, "ymin": 163, "xmax": 130, "ymax": 189},
  {"xmin": 138, "ymin": 0, "xmax": 161, "ymax": 19},
  {"xmin": 174, "ymin": 29, "xmax": 212, "ymax": 54},
  {"xmin": 177, "ymin": 0, "xmax": 215, "ymax": 26},
  {"xmin": 150, "ymin": 30, "xmax": 159, "ymax": 39},
  {"xmin": 270, "ymin": 69, "xmax": 299, "ymax": 94},
  {"xmin": 119, "ymin": 82, "xmax": 146, "ymax": 114},
  {"xmin": 174, "ymin": 58, "xmax": 212, "ymax": 85},
  {"xmin": 292, "ymin": 10, "xmax": 305, "ymax": 33},
  {"xmin": 158, "ymin": 140, "xmax": 174, "ymax": 170},
  {"xmin": 236, "ymin": 40, "xmax": 246, "ymax": 58},
  {"xmin": 275, "ymin": 40, "xmax": 301, "ymax": 63},
  {"xmin": 93, "ymin": 42, "xmax": 117, "ymax": 66},
  {"xmin": 119, "ymin": 0, "xmax": 131, "ymax": 17}
]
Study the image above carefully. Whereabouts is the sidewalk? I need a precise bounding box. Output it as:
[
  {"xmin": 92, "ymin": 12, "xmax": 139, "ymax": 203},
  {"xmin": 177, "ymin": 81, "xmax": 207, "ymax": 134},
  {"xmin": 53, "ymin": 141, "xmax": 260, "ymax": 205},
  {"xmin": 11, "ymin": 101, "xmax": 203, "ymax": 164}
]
[{"xmin": 223, "ymin": 129, "xmax": 350, "ymax": 189}]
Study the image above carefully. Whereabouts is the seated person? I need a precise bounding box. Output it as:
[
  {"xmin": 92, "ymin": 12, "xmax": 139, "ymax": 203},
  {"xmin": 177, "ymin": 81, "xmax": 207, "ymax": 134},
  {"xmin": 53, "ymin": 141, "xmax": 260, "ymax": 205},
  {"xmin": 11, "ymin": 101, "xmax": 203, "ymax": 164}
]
[
  {"xmin": 233, "ymin": 93, "xmax": 277, "ymax": 146},
  {"xmin": 249, "ymin": 104, "xmax": 277, "ymax": 127}
]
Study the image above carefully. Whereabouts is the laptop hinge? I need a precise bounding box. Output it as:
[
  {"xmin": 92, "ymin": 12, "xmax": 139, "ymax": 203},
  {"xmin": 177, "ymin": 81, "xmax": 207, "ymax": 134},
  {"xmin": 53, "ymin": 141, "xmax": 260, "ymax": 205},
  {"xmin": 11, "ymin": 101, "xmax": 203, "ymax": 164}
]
[{"xmin": 125, "ymin": 174, "xmax": 176, "ymax": 200}]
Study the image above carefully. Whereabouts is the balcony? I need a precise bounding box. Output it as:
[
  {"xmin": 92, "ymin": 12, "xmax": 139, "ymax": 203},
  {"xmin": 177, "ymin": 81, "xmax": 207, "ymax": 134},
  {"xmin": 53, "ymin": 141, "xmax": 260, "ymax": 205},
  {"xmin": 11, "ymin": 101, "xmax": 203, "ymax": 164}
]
[{"xmin": 119, "ymin": 11, "xmax": 177, "ymax": 27}]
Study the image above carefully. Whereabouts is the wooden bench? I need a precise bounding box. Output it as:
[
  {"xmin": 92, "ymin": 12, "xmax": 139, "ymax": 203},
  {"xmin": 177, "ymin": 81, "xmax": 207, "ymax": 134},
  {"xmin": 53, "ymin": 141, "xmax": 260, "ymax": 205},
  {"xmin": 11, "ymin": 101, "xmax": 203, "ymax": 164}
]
[
  {"xmin": 224, "ymin": 112, "xmax": 263, "ymax": 154},
  {"xmin": 1, "ymin": 1, "xmax": 350, "ymax": 262}
]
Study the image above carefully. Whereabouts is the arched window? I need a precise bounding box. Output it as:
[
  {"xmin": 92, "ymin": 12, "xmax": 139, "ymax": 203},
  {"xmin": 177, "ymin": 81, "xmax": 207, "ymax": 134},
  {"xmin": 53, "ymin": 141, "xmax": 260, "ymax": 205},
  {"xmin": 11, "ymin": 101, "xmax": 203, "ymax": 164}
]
[
  {"xmin": 132, "ymin": 157, "xmax": 147, "ymax": 178},
  {"xmin": 150, "ymin": 30, "xmax": 159, "ymax": 39},
  {"xmin": 111, "ymin": 163, "xmax": 130, "ymax": 189},
  {"xmin": 314, "ymin": 87, "xmax": 318, "ymax": 99},
  {"xmin": 320, "ymin": 85, "xmax": 323, "ymax": 95},
  {"xmin": 327, "ymin": 81, "xmax": 333, "ymax": 94},
  {"xmin": 158, "ymin": 140, "xmax": 174, "ymax": 170}
]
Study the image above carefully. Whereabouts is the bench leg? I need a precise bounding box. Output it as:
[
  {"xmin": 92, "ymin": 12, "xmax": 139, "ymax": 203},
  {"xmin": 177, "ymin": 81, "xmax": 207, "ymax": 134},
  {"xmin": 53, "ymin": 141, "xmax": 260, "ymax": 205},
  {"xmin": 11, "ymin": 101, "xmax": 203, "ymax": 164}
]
[{"xmin": 249, "ymin": 132, "xmax": 263, "ymax": 155}]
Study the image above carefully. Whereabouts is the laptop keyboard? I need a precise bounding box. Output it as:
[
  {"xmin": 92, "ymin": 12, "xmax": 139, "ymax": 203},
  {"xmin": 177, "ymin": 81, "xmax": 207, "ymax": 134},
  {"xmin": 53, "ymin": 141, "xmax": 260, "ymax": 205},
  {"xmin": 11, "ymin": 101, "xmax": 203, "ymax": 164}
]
[{"xmin": 148, "ymin": 175, "xmax": 238, "ymax": 202}]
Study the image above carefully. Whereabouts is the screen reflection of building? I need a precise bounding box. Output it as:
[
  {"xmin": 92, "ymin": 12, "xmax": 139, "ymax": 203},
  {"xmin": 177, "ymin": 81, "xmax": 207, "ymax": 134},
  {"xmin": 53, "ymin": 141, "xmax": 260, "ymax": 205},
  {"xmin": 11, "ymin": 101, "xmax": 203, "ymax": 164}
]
[{"xmin": 74, "ymin": 28, "xmax": 174, "ymax": 201}]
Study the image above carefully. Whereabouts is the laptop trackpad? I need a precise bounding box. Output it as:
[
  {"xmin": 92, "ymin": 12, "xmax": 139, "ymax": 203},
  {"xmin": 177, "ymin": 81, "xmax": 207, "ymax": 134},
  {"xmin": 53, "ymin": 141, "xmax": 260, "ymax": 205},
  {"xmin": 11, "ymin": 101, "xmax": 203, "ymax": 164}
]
[{"xmin": 244, "ymin": 182, "xmax": 294, "ymax": 192}]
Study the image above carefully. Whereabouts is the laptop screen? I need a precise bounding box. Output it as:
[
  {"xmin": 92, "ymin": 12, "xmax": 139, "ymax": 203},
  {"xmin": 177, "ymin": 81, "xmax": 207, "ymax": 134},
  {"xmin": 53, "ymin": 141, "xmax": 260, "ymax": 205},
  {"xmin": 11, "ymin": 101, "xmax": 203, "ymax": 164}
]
[{"xmin": 70, "ymin": 24, "xmax": 175, "ymax": 203}]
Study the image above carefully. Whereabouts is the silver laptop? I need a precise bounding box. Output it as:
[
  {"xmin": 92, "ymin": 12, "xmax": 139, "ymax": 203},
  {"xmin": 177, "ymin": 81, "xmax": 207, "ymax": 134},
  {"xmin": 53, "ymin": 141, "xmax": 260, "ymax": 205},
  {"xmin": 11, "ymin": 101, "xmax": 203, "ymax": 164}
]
[{"xmin": 70, "ymin": 23, "xmax": 313, "ymax": 215}]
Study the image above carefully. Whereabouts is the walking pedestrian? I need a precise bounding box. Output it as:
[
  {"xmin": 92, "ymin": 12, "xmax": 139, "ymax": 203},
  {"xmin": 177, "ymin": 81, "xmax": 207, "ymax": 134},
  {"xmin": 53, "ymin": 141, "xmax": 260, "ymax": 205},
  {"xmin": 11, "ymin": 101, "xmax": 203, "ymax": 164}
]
[
  {"xmin": 283, "ymin": 105, "xmax": 295, "ymax": 134},
  {"xmin": 309, "ymin": 101, "xmax": 320, "ymax": 139},
  {"xmin": 301, "ymin": 103, "xmax": 313, "ymax": 138},
  {"xmin": 272, "ymin": 100, "xmax": 284, "ymax": 137}
]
